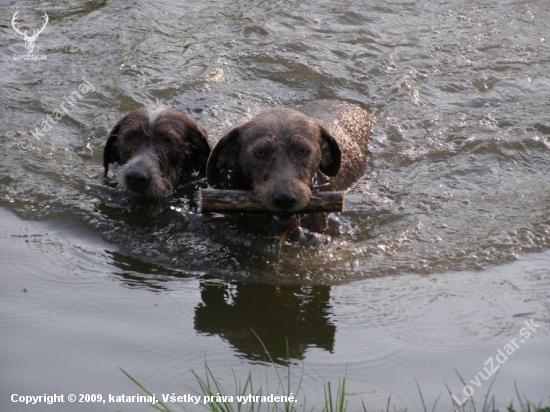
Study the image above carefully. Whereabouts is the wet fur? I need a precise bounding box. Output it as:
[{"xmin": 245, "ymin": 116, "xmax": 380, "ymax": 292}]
[
  {"xmin": 103, "ymin": 105, "xmax": 211, "ymax": 204},
  {"xmin": 206, "ymin": 100, "xmax": 374, "ymax": 232}
]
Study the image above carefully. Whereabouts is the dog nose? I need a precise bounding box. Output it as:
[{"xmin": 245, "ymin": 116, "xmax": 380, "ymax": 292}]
[
  {"xmin": 125, "ymin": 169, "xmax": 150, "ymax": 190},
  {"xmin": 272, "ymin": 191, "xmax": 297, "ymax": 210}
]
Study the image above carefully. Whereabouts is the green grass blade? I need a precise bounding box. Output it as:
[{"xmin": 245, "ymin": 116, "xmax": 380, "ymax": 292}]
[
  {"xmin": 119, "ymin": 368, "xmax": 171, "ymax": 412},
  {"xmin": 414, "ymin": 378, "xmax": 428, "ymax": 412}
]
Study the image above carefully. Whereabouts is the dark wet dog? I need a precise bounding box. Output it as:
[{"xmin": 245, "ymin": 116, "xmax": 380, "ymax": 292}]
[
  {"xmin": 206, "ymin": 100, "xmax": 374, "ymax": 234},
  {"xmin": 103, "ymin": 105, "xmax": 211, "ymax": 204}
]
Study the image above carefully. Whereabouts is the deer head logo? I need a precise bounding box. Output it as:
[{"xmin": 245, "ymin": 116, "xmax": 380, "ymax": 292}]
[{"xmin": 11, "ymin": 12, "xmax": 49, "ymax": 54}]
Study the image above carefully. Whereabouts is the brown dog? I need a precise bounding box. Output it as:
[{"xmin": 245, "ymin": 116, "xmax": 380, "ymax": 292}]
[
  {"xmin": 103, "ymin": 105, "xmax": 211, "ymax": 204},
  {"xmin": 206, "ymin": 100, "xmax": 373, "ymax": 233}
]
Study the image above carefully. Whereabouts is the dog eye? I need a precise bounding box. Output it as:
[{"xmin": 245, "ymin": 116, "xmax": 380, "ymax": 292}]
[
  {"xmin": 298, "ymin": 147, "xmax": 310, "ymax": 156},
  {"xmin": 255, "ymin": 149, "xmax": 266, "ymax": 158}
]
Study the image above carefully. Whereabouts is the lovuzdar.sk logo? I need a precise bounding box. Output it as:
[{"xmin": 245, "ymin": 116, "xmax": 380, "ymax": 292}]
[{"xmin": 11, "ymin": 11, "xmax": 48, "ymax": 60}]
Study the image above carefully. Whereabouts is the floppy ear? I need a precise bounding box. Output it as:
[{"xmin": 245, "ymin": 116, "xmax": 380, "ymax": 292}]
[
  {"xmin": 206, "ymin": 127, "xmax": 241, "ymax": 187},
  {"xmin": 103, "ymin": 124, "xmax": 121, "ymax": 176},
  {"xmin": 185, "ymin": 121, "xmax": 211, "ymax": 175},
  {"xmin": 319, "ymin": 125, "xmax": 341, "ymax": 177}
]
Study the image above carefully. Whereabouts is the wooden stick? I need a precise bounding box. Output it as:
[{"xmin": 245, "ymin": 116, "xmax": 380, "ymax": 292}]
[{"xmin": 200, "ymin": 189, "xmax": 345, "ymax": 214}]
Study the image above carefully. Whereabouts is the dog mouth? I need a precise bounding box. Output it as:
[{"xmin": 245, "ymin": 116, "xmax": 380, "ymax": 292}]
[
  {"xmin": 126, "ymin": 189, "xmax": 150, "ymax": 205},
  {"xmin": 271, "ymin": 214, "xmax": 300, "ymax": 234},
  {"xmin": 125, "ymin": 187, "xmax": 164, "ymax": 205}
]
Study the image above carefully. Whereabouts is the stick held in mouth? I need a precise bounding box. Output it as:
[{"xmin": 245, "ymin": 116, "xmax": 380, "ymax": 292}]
[{"xmin": 200, "ymin": 189, "xmax": 345, "ymax": 214}]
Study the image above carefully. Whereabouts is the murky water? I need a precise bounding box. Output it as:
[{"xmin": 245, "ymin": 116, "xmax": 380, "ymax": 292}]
[{"xmin": 1, "ymin": 0, "xmax": 549, "ymax": 411}]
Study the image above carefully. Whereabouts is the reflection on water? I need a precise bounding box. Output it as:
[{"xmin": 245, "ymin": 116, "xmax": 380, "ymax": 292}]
[
  {"xmin": 0, "ymin": 206, "xmax": 549, "ymax": 412},
  {"xmin": 195, "ymin": 281, "xmax": 335, "ymax": 362}
]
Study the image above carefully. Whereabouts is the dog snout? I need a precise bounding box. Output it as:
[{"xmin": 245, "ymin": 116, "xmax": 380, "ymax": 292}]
[
  {"xmin": 272, "ymin": 190, "xmax": 297, "ymax": 210},
  {"xmin": 125, "ymin": 167, "xmax": 151, "ymax": 192}
]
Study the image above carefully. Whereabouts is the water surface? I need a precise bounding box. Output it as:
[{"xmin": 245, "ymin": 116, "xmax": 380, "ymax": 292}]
[{"xmin": 1, "ymin": 0, "xmax": 549, "ymax": 410}]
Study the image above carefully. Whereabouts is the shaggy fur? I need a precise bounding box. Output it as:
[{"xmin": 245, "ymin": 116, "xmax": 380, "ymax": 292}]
[
  {"xmin": 206, "ymin": 100, "xmax": 374, "ymax": 233},
  {"xmin": 103, "ymin": 105, "xmax": 211, "ymax": 204}
]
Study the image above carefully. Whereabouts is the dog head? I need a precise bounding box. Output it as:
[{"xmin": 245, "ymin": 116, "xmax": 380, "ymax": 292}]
[
  {"xmin": 206, "ymin": 107, "xmax": 341, "ymax": 214},
  {"xmin": 103, "ymin": 105, "xmax": 210, "ymax": 204}
]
